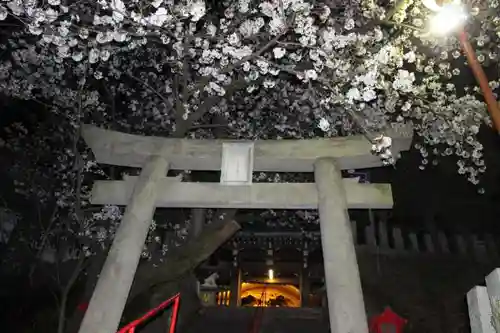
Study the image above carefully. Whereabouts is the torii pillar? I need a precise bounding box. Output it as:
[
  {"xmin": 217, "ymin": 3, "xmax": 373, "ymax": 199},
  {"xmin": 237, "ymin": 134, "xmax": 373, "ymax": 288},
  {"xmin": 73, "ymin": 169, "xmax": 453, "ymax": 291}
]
[
  {"xmin": 78, "ymin": 156, "xmax": 169, "ymax": 333},
  {"xmin": 315, "ymin": 157, "xmax": 369, "ymax": 333}
]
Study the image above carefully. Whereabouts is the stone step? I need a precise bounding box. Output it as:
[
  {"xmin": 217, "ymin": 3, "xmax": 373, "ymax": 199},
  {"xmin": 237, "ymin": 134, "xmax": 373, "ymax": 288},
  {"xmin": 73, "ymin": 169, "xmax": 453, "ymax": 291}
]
[{"xmin": 182, "ymin": 307, "xmax": 328, "ymax": 333}]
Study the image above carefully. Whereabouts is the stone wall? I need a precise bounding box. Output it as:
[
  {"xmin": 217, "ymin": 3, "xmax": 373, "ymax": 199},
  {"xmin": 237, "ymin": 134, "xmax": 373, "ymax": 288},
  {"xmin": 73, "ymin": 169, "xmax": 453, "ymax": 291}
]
[
  {"xmin": 183, "ymin": 307, "xmax": 329, "ymax": 333},
  {"xmin": 236, "ymin": 220, "xmax": 500, "ymax": 261}
]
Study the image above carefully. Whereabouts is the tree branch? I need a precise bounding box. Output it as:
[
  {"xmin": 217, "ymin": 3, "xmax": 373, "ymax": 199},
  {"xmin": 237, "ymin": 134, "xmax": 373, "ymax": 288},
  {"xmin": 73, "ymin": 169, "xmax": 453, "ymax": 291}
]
[
  {"xmin": 57, "ymin": 253, "xmax": 86, "ymax": 333},
  {"xmin": 186, "ymin": 32, "xmax": 286, "ymax": 99},
  {"xmin": 189, "ymin": 123, "xmax": 228, "ymax": 130},
  {"xmin": 128, "ymin": 209, "xmax": 239, "ymax": 300},
  {"xmin": 28, "ymin": 204, "xmax": 59, "ymax": 282},
  {"xmin": 379, "ymin": 19, "xmax": 424, "ymax": 32},
  {"xmin": 260, "ymin": 57, "xmax": 380, "ymax": 143},
  {"xmin": 103, "ymin": 84, "xmax": 117, "ymax": 130},
  {"xmin": 126, "ymin": 72, "xmax": 172, "ymax": 107},
  {"xmin": 173, "ymin": 74, "xmax": 184, "ymax": 123},
  {"xmin": 385, "ymin": 0, "xmax": 411, "ymax": 22},
  {"xmin": 173, "ymin": 77, "xmax": 257, "ymax": 137}
]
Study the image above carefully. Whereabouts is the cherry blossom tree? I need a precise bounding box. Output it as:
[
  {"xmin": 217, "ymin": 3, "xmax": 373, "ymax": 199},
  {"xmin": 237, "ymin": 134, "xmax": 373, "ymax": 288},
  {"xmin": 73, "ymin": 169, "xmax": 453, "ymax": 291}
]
[{"xmin": 0, "ymin": 0, "xmax": 494, "ymax": 179}]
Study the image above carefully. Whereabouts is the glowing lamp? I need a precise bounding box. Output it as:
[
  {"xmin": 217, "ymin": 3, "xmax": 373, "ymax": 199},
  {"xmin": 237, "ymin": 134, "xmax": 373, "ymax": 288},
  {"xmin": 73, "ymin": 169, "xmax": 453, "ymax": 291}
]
[
  {"xmin": 268, "ymin": 269, "xmax": 274, "ymax": 280},
  {"xmin": 421, "ymin": 0, "xmax": 500, "ymax": 132},
  {"xmin": 369, "ymin": 307, "xmax": 407, "ymax": 333},
  {"xmin": 428, "ymin": 3, "xmax": 467, "ymax": 35}
]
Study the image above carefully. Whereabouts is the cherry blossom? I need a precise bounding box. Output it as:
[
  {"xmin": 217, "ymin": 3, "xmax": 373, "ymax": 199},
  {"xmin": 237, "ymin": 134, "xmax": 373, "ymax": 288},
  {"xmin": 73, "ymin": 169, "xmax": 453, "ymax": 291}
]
[{"xmin": 318, "ymin": 118, "xmax": 330, "ymax": 132}]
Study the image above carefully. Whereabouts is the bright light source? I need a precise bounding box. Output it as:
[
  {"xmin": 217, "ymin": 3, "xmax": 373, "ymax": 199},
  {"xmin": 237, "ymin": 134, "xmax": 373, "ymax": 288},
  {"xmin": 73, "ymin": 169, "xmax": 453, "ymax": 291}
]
[
  {"xmin": 268, "ymin": 269, "xmax": 274, "ymax": 280},
  {"xmin": 428, "ymin": 3, "xmax": 467, "ymax": 35}
]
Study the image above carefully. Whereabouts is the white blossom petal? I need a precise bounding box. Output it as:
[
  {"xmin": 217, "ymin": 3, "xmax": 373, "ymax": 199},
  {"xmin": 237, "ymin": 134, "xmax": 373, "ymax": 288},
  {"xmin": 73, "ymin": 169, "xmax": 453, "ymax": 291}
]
[
  {"xmin": 189, "ymin": 1, "xmax": 206, "ymax": 22},
  {"xmin": 0, "ymin": 5, "xmax": 8, "ymax": 21},
  {"xmin": 152, "ymin": 0, "xmax": 163, "ymax": 9},
  {"xmin": 88, "ymin": 48, "xmax": 100, "ymax": 64},
  {"xmin": 273, "ymin": 47, "xmax": 286, "ymax": 59},
  {"xmin": 111, "ymin": 0, "xmax": 126, "ymax": 23},
  {"xmin": 318, "ymin": 118, "xmax": 330, "ymax": 132}
]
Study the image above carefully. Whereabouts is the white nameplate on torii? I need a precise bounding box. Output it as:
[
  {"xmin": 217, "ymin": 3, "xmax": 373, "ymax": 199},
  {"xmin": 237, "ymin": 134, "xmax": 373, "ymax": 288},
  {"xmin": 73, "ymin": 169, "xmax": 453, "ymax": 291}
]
[{"xmin": 220, "ymin": 142, "xmax": 254, "ymax": 185}]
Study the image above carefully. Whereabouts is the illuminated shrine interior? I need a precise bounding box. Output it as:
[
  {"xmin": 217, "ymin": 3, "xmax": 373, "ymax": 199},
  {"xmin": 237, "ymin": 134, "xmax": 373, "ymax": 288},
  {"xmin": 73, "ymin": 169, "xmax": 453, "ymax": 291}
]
[
  {"xmin": 198, "ymin": 225, "xmax": 328, "ymax": 309},
  {"xmin": 239, "ymin": 282, "xmax": 301, "ymax": 308}
]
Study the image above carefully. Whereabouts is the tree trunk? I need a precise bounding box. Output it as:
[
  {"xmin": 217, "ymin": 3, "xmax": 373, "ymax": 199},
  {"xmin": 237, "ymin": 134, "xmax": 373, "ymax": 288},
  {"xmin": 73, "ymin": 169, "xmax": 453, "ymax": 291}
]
[
  {"xmin": 190, "ymin": 208, "xmax": 205, "ymax": 240},
  {"xmin": 120, "ymin": 211, "xmax": 240, "ymax": 332},
  {"xmin": 128, "ymin": 210, "xmax": 240, "ymax": 300}
]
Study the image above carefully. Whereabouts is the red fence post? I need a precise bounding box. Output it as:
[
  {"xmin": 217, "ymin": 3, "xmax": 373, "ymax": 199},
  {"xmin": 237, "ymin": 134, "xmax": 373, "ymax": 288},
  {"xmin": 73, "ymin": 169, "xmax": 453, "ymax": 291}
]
[{"xmin": 117, "ymin": 293, "xmax": 181, "ymax": 333}]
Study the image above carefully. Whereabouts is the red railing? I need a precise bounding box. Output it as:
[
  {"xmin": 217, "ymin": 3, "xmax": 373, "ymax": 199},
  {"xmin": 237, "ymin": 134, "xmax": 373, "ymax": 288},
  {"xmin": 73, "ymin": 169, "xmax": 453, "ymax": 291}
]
[{"xmin": 117, "ymin": 293, "xmax": 180, "ymax": 333}]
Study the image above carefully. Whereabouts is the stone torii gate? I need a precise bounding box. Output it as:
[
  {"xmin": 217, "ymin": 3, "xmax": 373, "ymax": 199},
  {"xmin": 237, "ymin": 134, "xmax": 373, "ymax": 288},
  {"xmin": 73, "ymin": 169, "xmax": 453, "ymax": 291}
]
[{"xmin": 78, "ymin": 124, "xmax": 412, "ymax": 333}]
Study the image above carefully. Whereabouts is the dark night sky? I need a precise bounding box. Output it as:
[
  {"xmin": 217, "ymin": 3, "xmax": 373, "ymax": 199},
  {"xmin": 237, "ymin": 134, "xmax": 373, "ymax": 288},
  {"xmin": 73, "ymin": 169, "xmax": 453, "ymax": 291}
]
[{"xmin": 382, "ymin": 124, "xmax": 500, "ymax": 234}]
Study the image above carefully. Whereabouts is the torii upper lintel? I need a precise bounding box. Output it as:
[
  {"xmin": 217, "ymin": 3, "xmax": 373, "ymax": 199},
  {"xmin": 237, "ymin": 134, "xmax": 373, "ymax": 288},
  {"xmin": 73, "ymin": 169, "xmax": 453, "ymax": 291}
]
[{"xmin": 81, "ymin": 124, "xmax": 413, "ymax": 172}]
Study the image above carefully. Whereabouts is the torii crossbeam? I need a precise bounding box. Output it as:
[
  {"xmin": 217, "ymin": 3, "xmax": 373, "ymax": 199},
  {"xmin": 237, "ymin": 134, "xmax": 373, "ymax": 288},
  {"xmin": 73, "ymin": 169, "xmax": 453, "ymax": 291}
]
[
  {"xmin": 81, "ymin": 124, "xmax": 412, "ymax": 171},
  {"xmin": 78, "ymin": 124, "xmax": 413, "ymax": 333}
]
